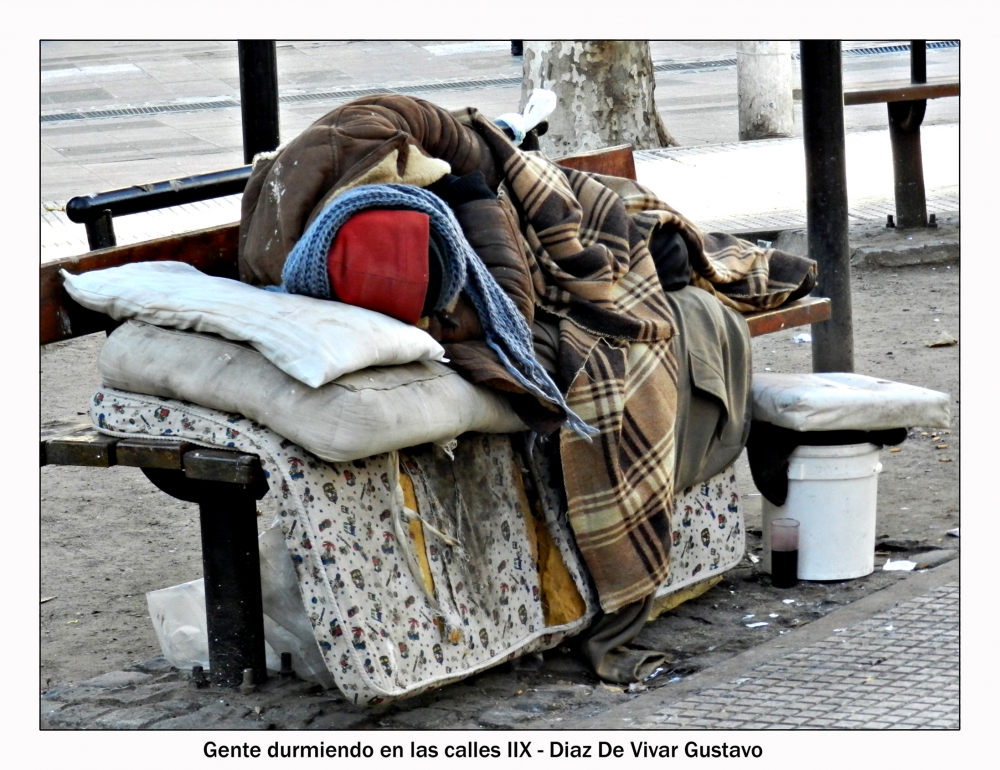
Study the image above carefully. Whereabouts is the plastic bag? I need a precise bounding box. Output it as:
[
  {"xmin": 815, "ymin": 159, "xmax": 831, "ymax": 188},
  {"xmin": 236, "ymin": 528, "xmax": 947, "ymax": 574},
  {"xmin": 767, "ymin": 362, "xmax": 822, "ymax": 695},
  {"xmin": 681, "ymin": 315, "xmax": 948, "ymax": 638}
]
[{"xmin": 145, "ymin": 525, "xmax": 335, "ymax": 688}]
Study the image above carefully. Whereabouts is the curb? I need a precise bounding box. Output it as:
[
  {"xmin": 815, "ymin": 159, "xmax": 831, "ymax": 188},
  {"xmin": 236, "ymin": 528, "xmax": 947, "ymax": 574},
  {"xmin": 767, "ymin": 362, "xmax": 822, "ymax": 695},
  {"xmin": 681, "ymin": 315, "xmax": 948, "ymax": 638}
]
[{"xmin": 771, "ymin": 212, "xmax": 960, "ymax": 270}]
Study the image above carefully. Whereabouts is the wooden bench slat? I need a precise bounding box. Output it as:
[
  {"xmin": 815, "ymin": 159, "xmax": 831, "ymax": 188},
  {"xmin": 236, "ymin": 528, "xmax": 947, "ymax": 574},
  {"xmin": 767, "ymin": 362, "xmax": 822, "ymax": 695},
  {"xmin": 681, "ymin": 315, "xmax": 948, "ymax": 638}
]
[
  {"xmin": 41, "ymin": 222, "xmax": 240, "ymax": 345},
  {"xmin": 183, "ymin": 448, "xmax": 263, "ymax": 486},
  {"xmin": 793, "ymin": 77, "xmax": 959, "ymax": 106},
  {"xmin": 116, "ymin": 438, "xmax": 193, "ymax": 470},
  {"xmin": 555, "ymin": 144, "xmax": 637, "ymax": 180},
  {"xmin": 42, "ymin": 422, "xmax": 119, "ymax": 467},
  {"xmin": 41, "ymin": 425, "xmax": 260, "ymax": 482},
  {"xmin": 745, "ymin": 296, "xmax": 831, "ymax": 337}
]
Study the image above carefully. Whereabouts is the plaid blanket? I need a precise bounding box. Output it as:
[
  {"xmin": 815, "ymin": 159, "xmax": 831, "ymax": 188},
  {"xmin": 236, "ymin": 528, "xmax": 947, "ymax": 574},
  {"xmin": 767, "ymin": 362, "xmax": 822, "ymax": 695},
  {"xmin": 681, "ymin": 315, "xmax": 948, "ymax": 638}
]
[
  {"xmin": 468, "ymin": 115, "xmax": 813, "ymax": 611},
  {"xmin": 468, "ymin": 118, "xmax": 678, "ymax": 611},
  {"xmin": 240, "ymin": 95, "xmax": 816, "ymax": 614}
]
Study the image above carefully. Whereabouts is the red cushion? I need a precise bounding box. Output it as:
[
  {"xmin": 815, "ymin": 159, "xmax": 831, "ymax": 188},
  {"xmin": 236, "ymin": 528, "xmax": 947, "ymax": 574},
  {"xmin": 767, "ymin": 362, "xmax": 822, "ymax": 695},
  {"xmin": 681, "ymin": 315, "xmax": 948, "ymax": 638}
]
[{"xmin": 326, "ymin": 209, "xmax": 430, "ymax": 324}]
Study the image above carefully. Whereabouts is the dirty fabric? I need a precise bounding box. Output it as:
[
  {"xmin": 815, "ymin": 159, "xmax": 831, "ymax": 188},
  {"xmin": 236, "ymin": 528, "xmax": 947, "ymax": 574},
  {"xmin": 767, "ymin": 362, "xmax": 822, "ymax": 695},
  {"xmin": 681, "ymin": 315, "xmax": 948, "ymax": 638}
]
[
  {"xmin": 281, "ymin": 183, "xmax": 591, "ymax": 438},
  {"xmin": 578, "ymin": 593, "xmax": 667, "ymax": 684},
  {"xmin": 91, "ymin": 385, "xmax": 746, "ymax": 686},
  {"xmin": 529, "ymin": 436, "xmax": 745, "ymax": 682},
  {"xmin": 747, "ymin": 421, "xmax": 907, "ymax": 506},
  {"xmin": 239, "ymin": 94, "xmax": 815, "ymax": 613},
  {"xmin": 595, "ymin": 173, "xmax": 818, "ymax": 313},
  {"xmin": 665, "ymin": 285, "xmax": 753, "ymax": 493}
]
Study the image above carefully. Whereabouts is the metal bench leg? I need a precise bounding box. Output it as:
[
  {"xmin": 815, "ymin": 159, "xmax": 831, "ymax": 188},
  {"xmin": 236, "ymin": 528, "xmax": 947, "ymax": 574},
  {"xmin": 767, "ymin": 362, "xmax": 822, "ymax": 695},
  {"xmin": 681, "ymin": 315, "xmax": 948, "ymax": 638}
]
[
  {"xmin": 84, "ymin": 209, "xmax": 117, "ymax": 250},
  {"xmin": 142, "ymin": 468, "xmax": 268, "ymax": 689},
  {"xmin": 196, "ymin": 479, "xmax": 268, "ymax": 688},
  {"xmin": 888, "ymin": 41, "xmax": 929, "ymax": 229},
  {"xmin": 887, "ymin": 102, "xmax": 928, "ymax": 228}
]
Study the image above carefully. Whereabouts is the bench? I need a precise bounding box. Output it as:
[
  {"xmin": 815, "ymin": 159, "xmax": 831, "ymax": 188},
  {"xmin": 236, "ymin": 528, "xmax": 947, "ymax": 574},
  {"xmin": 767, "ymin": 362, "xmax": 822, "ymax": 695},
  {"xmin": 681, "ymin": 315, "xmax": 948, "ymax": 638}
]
[
  {"xmin": 794, "ymin": 41, "xmax": 959, "ymax": 229},
  {"xmin": 40, "ymin": 144, "xmax": 831, "ymax": 688}
]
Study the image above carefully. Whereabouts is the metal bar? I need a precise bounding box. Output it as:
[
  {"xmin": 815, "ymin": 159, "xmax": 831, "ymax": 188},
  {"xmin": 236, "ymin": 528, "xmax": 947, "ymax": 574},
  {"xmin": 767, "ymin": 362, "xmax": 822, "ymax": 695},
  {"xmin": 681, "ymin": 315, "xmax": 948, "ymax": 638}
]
[
  {"xmin": 800, "ymin": 41, "xmax": 854, "ymax": 373},
  {"xmin": 238, "ymin": 41, "xmax": 280, "ymax": 165},
  {"xmin": 197, "ymin": 478, "xmax": 268, "ymax": 688},
  {"xmin": 911, "ymin": 40, "xmax": 927, "ymax": 84},
  {"xmin": 66, "ymin": 167, "xmax": 251, "ymax": 224},
  {"xmin": 84, "ymin": 210, "xmax": 117, "ymax": 250}
]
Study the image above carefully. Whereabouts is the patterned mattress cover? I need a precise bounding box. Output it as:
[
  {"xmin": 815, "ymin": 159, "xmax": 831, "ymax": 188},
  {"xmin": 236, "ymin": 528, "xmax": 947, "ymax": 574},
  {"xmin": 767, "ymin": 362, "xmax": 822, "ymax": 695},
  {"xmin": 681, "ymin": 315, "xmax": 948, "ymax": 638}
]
[{"xmin": 90, "ymin": 387, "xmax": 743, "ymax": 703}]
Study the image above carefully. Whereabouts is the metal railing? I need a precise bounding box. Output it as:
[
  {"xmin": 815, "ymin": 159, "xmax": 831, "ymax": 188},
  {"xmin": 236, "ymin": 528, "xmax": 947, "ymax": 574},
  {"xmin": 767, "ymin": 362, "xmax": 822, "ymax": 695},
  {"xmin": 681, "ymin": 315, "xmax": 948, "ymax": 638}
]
[{"xmin": 65, "ymin": 165, "xmax": 252, "ymax": 250}]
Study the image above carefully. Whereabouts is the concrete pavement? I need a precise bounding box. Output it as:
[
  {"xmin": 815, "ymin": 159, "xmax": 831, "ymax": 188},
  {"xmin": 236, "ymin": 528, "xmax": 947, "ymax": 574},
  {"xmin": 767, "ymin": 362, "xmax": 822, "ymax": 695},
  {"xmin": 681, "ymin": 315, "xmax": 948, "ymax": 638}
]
[{"xmin": 41, "ymin": 40, "xmax": 959, "ymax": 260}]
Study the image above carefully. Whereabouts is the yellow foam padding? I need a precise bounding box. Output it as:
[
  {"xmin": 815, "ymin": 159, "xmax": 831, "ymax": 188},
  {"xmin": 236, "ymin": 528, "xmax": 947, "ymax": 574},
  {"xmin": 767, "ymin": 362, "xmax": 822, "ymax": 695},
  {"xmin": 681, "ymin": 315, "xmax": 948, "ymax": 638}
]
[
  {"xmin": 398, "ymin": 471, "xmax": 435, "ymax": 598},
  {"xmin": 399, "ymin": 460, "xmax": 585, "ymax": 630},
  {"xmin": 647, "ymin": 575, "xmax": 724, "ymax": 621},
  {"xmin": 510, "ymin": 459, "xmax": 587, "ymax": 628}
]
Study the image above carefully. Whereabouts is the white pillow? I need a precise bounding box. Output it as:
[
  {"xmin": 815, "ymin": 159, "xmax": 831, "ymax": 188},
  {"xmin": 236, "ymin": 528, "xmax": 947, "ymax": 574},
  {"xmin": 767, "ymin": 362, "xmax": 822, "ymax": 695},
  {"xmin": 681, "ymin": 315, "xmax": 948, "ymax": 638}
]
[
  {"xmin": 61, "ymin": 261, "xmax": 446, "ymax": 388},
  {"xmin": 98, "ymin": 321, "xmax": 526, "ymax": 462}
]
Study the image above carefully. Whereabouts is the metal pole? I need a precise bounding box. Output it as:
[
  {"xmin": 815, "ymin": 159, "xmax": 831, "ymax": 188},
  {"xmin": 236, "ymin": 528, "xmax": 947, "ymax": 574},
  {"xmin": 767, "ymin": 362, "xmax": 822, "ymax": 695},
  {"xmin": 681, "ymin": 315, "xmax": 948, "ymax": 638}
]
[
  {"xmin": 800, "ymin": 41, "xmax": 854, "ymax": 373},
  {"xmin": 911, "ymin": 39, "xmax": 927, "ymax": 84},
  {"xmin": 238, "ymin": 41, "xmax": 280, "ymax": 165},
  {"xmin": 197, "ymin": 479, "xmax": 268, "ymax": 688}
]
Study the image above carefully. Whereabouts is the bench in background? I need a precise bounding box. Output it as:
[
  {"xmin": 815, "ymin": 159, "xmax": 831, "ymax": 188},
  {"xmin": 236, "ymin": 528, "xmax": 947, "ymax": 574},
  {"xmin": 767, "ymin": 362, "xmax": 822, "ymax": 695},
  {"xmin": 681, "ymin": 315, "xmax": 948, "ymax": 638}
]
[{"xmin": 794, "ymin": 41, "xmax": 959, "ymax": 229}]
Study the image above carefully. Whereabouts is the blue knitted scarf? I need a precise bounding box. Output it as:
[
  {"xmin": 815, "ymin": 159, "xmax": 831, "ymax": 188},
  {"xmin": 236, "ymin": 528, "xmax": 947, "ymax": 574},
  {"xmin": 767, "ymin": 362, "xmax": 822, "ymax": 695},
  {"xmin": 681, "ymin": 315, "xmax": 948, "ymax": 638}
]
[{"xmin": 281, "ymin": 184, "xmax": 596, "ymax": 439}]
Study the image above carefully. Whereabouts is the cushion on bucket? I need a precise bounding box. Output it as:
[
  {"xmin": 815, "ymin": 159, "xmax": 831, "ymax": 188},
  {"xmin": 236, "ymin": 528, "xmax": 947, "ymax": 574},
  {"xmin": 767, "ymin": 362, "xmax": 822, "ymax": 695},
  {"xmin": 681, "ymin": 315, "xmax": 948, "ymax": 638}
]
[{"xmin": 751, "ymin": 372, "xmax": 950, "ymax": 432}]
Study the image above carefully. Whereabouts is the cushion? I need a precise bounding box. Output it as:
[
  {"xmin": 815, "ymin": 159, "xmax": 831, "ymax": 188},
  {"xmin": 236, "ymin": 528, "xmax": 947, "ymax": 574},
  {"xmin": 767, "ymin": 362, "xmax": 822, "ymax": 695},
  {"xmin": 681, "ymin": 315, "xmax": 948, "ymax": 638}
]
[
  {"xmin": 752, "ymin": 372, "xmax": 951, "ymax": 432},
  {"xmin": 61, "ymin": 261, "xmax": 446, "ymax": 388},
  {"xmin": 98, "ymin": 320, "xmax": 526, "ymax": 462}
]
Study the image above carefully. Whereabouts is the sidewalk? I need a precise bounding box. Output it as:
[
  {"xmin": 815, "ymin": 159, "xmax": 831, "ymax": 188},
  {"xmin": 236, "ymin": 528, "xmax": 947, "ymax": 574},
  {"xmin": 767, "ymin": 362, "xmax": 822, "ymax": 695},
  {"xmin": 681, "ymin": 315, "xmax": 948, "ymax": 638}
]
[
  {"xmin": 582, "ymin": 561, "xmax": 959, "ymax": 730},
  {"xmin": 40, "ymin": 39, "xmax": 959, "ymax": 261},
  {"xmin": 39, "ymin": 560, "xmax": 960, "ymax": 730},
  {"xmin": 39, "ymin": 125, "xmax": 960, "ymax": 262}
]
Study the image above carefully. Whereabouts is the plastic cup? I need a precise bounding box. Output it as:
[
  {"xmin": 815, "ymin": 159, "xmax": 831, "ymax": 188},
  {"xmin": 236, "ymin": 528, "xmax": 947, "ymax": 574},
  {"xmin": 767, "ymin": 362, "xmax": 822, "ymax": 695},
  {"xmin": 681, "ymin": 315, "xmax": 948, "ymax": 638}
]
[{"xmin": 770, "ymin": 518, "xmax": 800, "ymax": 589}]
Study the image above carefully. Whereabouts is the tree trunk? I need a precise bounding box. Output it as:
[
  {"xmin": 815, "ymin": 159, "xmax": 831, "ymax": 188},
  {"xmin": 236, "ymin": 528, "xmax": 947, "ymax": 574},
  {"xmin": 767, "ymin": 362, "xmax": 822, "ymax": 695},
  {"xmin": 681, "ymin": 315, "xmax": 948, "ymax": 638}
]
[{"xmin": 520, "ymin": 41, "xmax": 676, "ymax": 156}]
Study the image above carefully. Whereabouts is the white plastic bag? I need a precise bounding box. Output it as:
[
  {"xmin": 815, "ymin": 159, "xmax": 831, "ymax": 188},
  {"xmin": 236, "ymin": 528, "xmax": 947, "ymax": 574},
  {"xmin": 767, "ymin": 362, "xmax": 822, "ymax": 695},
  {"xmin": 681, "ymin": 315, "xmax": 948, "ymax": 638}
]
[
  {"xmin": 494, "ymin": 89, "xmax": 557, "ymax": 145},
  {"xmin": 147, "ymin": 578, "xmax": 209, "ymax": 671},
  {"xmin": 145, "ymin": 526, "xmax": 335, "ymax": 688}
]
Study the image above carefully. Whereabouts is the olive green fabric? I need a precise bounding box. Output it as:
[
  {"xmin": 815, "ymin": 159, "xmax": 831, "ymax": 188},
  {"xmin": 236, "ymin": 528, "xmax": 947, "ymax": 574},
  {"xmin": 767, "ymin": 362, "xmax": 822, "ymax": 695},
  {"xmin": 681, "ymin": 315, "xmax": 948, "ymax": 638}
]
[{"xmin": 666, "ymin": 285, "xmax": 753, "ymax": 493}]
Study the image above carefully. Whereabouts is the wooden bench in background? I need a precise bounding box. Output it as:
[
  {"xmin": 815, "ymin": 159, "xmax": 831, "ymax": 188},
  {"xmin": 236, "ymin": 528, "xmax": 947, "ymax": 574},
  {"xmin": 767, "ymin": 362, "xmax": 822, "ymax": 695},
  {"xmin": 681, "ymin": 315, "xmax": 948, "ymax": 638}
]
[
  {"xmin": 794, "ymin": 41, "xmax": 960, "ymax": 229},
  {"xmin": 40, "ymin": 144, "xmax": 831, "ymax": 688}
]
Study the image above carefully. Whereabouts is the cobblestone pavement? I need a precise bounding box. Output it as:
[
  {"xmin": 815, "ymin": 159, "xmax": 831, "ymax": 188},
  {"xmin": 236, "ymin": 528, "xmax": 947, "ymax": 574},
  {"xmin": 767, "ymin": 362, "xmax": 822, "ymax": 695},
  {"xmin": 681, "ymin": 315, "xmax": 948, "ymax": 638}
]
[{"xmin": 590, "ymin": 582, "xmax": 959, "ymax": 730}]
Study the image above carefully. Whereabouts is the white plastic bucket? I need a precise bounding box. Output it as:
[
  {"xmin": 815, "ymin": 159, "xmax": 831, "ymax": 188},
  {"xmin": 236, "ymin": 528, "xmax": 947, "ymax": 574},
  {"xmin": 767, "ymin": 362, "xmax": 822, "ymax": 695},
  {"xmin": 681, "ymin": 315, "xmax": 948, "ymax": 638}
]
[{"xmin": 762, "ymin": 443, "xmax": 882, "ymax": 580}]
